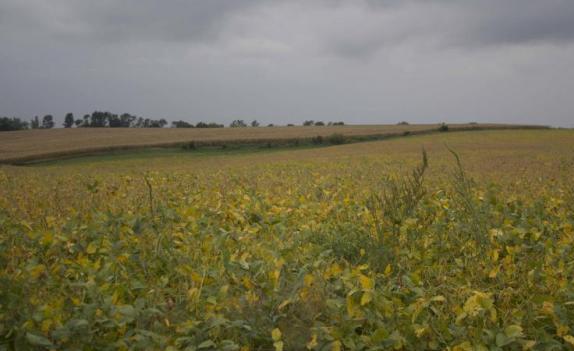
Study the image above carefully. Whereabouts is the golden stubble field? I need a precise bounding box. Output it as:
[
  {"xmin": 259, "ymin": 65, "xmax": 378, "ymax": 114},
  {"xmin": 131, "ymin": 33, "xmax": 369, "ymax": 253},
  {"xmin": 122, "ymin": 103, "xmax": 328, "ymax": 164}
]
[
  {"xmin": 0, "ymin": 123, "xmax": 539, "ymax": 163},
  {"xmin": 1, "ymin": 129, "xmax": 573, "ymax": 350}
]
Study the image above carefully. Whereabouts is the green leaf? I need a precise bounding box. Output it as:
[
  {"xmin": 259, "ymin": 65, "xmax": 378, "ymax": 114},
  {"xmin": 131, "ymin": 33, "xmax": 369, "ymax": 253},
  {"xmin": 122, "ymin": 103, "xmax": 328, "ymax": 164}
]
[
  {"xmin": 116, "ymin": 305, "xmax": 137, "ymax": 323},
  {"xmin": 198, "ymin": 340, "xmax": 216, "ymax": 349},
  {"xmin": 26, "ymin": 332, "xmax": 54, "ymax": 347},
  {"xmin": 370, "ymin": 327, "xmax": 388, "ymax": 343},
  {"xmin": 504, "ymin": 325, "xmax": 523, "ymax": 338},
  {"xmin": 68, "ymin": 319, "xmax": 89, "ymax": 330},
  {"xmin": 496, "ymin": 333, "xmax": 512, "ymax": 347}
]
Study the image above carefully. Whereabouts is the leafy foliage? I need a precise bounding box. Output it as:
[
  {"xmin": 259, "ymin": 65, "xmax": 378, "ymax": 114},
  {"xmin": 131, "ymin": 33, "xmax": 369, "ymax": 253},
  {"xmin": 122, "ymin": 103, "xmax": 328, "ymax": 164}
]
[
  {"xmin": 0, "ymin": 117, "xmax": 28, "ymax": 131},
  {"xmin": 0, "ymin": 144, "xmax": 573, "ymax": 350},
  {"xmin": 230, "ymin": 120, "xmax": 247, "ymax": 128}
]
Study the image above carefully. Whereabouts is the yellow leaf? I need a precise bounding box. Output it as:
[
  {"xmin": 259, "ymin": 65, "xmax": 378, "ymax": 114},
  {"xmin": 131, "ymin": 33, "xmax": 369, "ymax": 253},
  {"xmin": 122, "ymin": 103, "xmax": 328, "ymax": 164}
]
[
  {"xmin": 112, "ymin": 290, "xmax": 121, "ymax": 304},
  {"xmin": 273, "ymin": 341, "xmax": 284, "ymax": 351},
  {"xmin": 463, "ymin": 291, "xmax": 493, "ymax": 317},
  {"xmin": 453, "ymin": 341, "xmax": 473, "ymax": 351},
  {"xmin": 324, "ymin": 263, "xmax": 343, "ymax": 279},
  {"xmin": 187, "ymin": 287, "xmax": 199, "ymax": 301},
  {"xmin": 191, "ymin": 272, "xmax": 203, "ymax": 283},
  {"xmin": 414, "ymin": 326, "xmax": 426, "ymax": 338},
  {"xmin": 557, "ymin": 324, "xmax": 570, "ymax": 337},
  {"xmin": 270, "ymin": 270, "xmax": 281, "ymax": 288},
  {"xmin": 490, "ymin": 307, "xmax": 497, "ymax": 322},
  {"xmin": 563, "ymin": 335, "xmax": 574, "ymax": 347},
  {"xmin": 357, "ymin": 264, "xmax": 369, "ymax": 271},
  {"xmin": 359, "ymin": 275, "xmax": 374, "ymax": 290},
  {"xmin": 488, "ymin": 266, "xmax": 499, "ymax": 278},
  {"xmin": 41, "ymin": 319, "xmax": 52, "ymax": 333},
  {"xmin": 278, "ymin": 299, "xmax": 291, "ymax": 311},
  {"xmin": 522, "ymin": 340, "xmax": 536, "ymax": 350},
  {"xmin": 491, "ymin": 249, "xmax": 499, "ymax": 262},
  {"xmin": 346, "ymin": 294, "xmax": 361, "ymax": 318},
  {"xmin": 306, "ymin": 334, "xmax": 318, "ymax": 350},
  {"xmin": 86, "ymin": 242, "xmax": 97, "ymax": 254},
  {"xmin": 304, "ymin": 274, "xmax": 314, "ymax": 287},
  {"xmin": 384, "ymin": 264, "xmax": 392, "ymax": 277},
  {"xmin": 331, "ymin": 340, "xmax": 342, "ymax": 351},
  {"xmin": 275, "ymin": 258, "xmax": 285, "ymax": 269},
  {"xmin": 541, "ymin": 301, "xmax": 554, "ymax": 315},
  {"xmin": 29, "ymin": 264, "xmax": 46, "ymax": 279},
  {"xmin": 430, "ymin": 295, "xmax": 446, "ymax": 302},
  {"xmin": 41, "ymin": 232, "xmax": 53, "ymax": 246},
  {"xmin": 272, "ymin": 328, "xmax": 282, "ymax": 341},
  {"xmin": 360, "ymin": 291, "xmax": 373, "ymax": 306}
]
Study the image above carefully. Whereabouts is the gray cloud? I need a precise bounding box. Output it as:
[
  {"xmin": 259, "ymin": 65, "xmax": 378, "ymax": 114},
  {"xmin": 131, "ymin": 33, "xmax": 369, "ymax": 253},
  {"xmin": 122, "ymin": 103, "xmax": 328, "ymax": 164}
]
[
  {"xmin": 320, "ymin": 0, "xmax": 574, "ymax": 58},
  {"xmin": 447, "ymin": 0, "xmax": 574, "ymax": 47},
  {"xmin": 0, "ymin": 0, "xmax": 268, "ymax": 44},
  {"xmin": 0, "ymin": 0, "xmax": 573, "ymax": 127}
]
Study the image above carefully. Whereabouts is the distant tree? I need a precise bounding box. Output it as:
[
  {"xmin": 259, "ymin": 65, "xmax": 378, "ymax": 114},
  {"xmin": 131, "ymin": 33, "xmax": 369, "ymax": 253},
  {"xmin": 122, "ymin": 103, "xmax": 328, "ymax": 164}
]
[
  {"xmin": 134, "ymin": 117, "xmax": 144, "ymax": 128},
  {"xmin": 397, "ymin": 121, "xmax": 409, "ymax": 125},
  {"xmin": 267, "ymin": 123, "xmax": 275, "ymax": 127},
  {"xmin": 89, "ymin": 111, "xmax": 108, "ymax": 127},
  {"xmin": 107, "ymin": 113, "xmax": 135, "ymax": 128},
  {"xmin": 64, "ymin": 113, "xmax": 75, "ymax": 128},
  {"xmin": 79, "ymin": 114, "xmax": 91, "ymax": 127},
  {"xmin": 333, "ymin": 121, "xmax": 345, "ymax": 126},
  {"xmin": 303, "ymin": 120, "xmax": 314, "ymax": 126},
  {"xmin": 147, "ymin": 118, "xmax": 167, "ymax": 128},
  {"xmin": 230, "ymin": 120, "xmax": 247, "ymax": 128},
  {"xmin": 119, "ymin": 113, "xmax": 136, "ymax": 127},
  {"xmin": 196, "ymin": 122, "xmax": 223, "ymax": 128},
  {"xmin": 0, "ymin": 117, "xmax": 29, "ymax": 131},
  {"xmin": 251, "ymin": 120, "xmax": 260, "ymax": 127},
  {"xmin": 172, "ymin": 120, "xmax": 194, "ymax": 128},
  {"xmin": 287, "ymin": 124, "xmax": 295, "ymax": 127},
  {"xmin": 74, "ymin": 119, "xmax": 83, "ymax": 127},
  {"xmin": 42, "ymin": 115, "xmax": 54, "ymax": 129},
  {"xmin": 107, "ymin": 114, "xmax": 120, "ymax": 127},
  {"xmin": 30, "ymin": 116, "xmax": 40, "ymax": 129},
  {"xmin": 314, "ymin": 121, "xmax": 325, "ymax": 126}
]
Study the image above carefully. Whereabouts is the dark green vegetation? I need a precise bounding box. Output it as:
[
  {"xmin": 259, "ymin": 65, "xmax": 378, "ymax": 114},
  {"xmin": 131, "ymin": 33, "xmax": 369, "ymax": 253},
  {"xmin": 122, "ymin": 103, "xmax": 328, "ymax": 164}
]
[{"xmin": 0, "ymin": 117, "xmax": 29, "ymax": 131}]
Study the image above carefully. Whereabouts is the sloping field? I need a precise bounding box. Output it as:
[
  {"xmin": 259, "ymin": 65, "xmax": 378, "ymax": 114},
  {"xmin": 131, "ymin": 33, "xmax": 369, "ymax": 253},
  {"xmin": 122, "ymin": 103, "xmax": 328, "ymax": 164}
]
[
  {"xmin": 0, "ymin": 123, "xmax": 544, "ymax": 163},
  {"xmin": 2, "ymin": 129, "xmax": 574, "ymax": 349}
]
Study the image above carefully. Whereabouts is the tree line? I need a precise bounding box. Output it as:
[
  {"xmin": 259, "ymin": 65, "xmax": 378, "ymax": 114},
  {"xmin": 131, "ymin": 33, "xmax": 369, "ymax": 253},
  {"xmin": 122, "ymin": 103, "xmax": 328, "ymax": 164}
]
[
  {"xmin": 0, "ymin": 112, "xmax": 169, "ymax": 131},
  {"xmin": 1, "ymin": 112, "xmax": 345, "ymax": 132}
]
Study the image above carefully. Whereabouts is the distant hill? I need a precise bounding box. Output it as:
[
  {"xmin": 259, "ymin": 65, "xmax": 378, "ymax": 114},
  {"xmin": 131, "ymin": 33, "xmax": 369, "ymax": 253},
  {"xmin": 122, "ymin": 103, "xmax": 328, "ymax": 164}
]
[{"xmin": 0, "ymin": 124, "xmax": 548, "ymax": 164}]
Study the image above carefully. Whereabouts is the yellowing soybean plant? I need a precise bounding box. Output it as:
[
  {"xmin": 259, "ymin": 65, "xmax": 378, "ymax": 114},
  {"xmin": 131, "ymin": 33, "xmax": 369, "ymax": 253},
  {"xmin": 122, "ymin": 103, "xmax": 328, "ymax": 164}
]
[{"xmin": 1, "ymin": 130, "xmax": 574, "ymax": 350}]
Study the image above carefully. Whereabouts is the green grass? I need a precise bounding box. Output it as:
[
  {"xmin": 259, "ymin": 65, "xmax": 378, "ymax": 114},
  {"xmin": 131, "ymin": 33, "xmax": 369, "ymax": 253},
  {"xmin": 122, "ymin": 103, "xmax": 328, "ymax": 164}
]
[{"xmin": 27, "ymin": 143, "xmax": 320, "ymax": 167}]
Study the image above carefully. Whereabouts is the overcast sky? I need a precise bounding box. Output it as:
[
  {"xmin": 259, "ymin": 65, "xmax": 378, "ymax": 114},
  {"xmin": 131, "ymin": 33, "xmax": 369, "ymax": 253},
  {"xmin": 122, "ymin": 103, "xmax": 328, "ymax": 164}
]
[{"xmin": 1, "ymin": 0, "xmax": 573, "ymax": 127}]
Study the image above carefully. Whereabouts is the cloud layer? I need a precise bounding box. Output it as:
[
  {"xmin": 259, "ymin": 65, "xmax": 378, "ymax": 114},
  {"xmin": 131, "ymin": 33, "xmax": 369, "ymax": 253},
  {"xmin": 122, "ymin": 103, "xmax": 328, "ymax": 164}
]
[{"xmin": 1, "ymin": 0, "xmax": 573, "ymax": 126}]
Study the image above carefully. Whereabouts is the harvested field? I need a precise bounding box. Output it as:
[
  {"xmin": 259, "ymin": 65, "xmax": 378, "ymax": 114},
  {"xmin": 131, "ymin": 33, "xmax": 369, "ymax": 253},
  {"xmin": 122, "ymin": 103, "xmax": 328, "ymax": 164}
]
[{"xmin": 0, "ymin": 123, "xmax": 545, "ymax": 163}]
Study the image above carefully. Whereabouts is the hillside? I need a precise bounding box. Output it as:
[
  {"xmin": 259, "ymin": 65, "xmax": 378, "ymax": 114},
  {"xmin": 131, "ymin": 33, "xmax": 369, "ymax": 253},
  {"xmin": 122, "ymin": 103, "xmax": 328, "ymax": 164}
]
[{"xmin": 0, "ymin": 123, "xmax": 546, "ymax": 164}]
